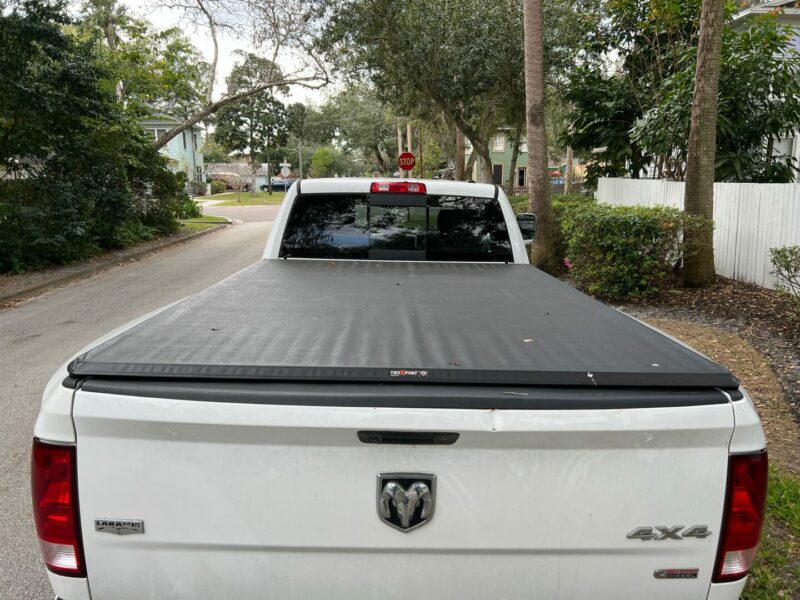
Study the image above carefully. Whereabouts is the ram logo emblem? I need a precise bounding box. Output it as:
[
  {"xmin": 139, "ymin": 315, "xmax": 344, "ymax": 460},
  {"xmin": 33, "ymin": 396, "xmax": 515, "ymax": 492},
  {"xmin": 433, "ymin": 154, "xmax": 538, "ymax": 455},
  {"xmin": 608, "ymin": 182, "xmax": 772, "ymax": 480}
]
[{"xmin": 377, "ymin": 473, "xmax": 436, "ymax": 532}]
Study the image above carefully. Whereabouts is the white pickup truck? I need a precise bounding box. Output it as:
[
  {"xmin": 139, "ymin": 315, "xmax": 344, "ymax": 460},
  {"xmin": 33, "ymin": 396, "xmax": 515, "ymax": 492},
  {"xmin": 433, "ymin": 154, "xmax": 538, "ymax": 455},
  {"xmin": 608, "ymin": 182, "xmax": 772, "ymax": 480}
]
[{"xmin": 33, "ymin": 178, "xmax": 767, "ymax": 600}]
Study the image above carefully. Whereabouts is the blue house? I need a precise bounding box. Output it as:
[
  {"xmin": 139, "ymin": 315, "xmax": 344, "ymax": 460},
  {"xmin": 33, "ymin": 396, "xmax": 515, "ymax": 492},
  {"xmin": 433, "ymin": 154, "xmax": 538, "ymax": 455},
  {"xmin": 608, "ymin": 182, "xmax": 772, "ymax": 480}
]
[{"xmin": 140, "ymin": 118, "xmax": 205, "ymax": 184}]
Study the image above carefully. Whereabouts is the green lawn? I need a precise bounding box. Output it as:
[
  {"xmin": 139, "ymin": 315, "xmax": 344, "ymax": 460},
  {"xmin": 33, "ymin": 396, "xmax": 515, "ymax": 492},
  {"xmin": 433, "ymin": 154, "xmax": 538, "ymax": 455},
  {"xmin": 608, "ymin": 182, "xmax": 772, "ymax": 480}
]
[
  {"xmin": 179, "ymin": 215, "xmax": 229, "ymax": 232},
  {"xmin": 198, "ymin": 191, "xmax": 286, "ymax": 206}
]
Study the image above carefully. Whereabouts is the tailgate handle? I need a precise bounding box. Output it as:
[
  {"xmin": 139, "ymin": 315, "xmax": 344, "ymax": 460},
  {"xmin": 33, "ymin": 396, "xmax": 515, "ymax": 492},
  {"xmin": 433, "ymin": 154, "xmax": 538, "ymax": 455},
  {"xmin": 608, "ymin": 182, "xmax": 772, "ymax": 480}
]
[{"xmin": 357, "ymin": 431, "xmax": 459, "ymax": 445}]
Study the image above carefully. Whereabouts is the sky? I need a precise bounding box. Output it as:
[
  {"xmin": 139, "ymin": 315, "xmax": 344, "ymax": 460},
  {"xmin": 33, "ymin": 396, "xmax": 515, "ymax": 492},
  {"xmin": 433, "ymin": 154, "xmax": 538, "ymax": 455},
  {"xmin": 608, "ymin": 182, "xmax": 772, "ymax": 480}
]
[{"xmin": 118, "ymin": 0, "xmax": 331, "ymax": 106}]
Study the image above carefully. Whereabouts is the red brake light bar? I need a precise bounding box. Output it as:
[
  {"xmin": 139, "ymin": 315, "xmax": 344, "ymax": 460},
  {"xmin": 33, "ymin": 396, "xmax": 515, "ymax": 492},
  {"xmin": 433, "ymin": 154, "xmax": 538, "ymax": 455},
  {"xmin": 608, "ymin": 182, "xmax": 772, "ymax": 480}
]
[
  {"xmin": 370, "ymin": 181, "xmax": 427, "ymax": 194},
  {"xmin": 713, "ymin": 451, "xmax": 768, "ymax": 583},
  {"xmin": 31, "ymin": 439, "xmax": 86, "ymax": 577}
]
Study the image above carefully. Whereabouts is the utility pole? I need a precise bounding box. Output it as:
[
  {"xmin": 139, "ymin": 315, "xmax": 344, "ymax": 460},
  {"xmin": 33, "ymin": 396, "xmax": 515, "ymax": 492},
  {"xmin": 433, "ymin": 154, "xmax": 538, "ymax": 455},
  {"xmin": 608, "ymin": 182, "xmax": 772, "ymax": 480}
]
[
  {"xmin": 297, "ymin": 139, "xmax": 303, "ymax": 179},
  {"xmin": 397, "ymin": 122, "xmax": 403, "ymax": 160}
]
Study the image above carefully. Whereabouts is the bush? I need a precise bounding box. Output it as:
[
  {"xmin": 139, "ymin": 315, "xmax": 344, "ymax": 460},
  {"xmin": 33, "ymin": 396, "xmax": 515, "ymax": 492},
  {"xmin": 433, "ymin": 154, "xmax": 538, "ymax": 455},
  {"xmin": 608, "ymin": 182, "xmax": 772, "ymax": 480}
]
[
  {"xmin": 771, "ymin": 246, "xmax": 800, "ymax": 314},
  {"xmin": 0, "ymin": 2, "xmax": 189, "ymax": 274},
  {"xmin": 210, "ymin": 180, "xmax": 227, "ymax": 195},
  {"xmin": 189, "ymin": 180, "xmax": 207, "ymax": 196},
  {"xmin": 114, "ymin": 221, "xmax": 158, "ymax": 247},
  {"xmin": 509, "ymin": 194, "xmax": 529, "ymax": 214},
  {"xmin": 177, "ymin": 198, "xmax": 202, "ymax": 219},
  {"xmin": 551, "ymin": 194, "xmax": 597, "ymax": 269},
  {"xmin": 564, "ymin": 204, "xmax": 710, "ymax": 300}
]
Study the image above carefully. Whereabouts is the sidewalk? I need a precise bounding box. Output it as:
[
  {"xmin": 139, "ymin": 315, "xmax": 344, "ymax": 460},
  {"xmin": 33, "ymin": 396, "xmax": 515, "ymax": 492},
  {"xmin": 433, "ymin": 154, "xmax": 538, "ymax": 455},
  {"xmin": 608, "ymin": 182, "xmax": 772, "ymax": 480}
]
[{"xmin": 0, "ymin": 222, "xmax": 228, "ymax": 307}]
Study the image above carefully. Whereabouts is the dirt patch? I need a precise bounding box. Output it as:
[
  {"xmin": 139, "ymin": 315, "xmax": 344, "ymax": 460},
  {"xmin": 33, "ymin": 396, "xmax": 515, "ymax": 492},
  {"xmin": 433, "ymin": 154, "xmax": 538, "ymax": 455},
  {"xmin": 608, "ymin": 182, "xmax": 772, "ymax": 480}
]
[
  {"xmin": 643, "ymin": 318, "xmax": 800, "ymax": 477},
  {"xmin": 625, "ymin": 277, "xmax": 800, "ymax": 420}
]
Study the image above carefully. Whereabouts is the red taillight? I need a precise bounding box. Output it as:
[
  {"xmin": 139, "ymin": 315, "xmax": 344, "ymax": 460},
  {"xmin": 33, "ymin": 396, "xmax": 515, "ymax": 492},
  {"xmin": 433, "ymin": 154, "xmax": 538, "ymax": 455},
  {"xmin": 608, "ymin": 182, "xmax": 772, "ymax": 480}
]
[
  {"xmin": 713, "ymin": 451, "xmax": 768, "ymax": 583},
  {"xmin": 370, "ymin": 181, "xmax": 427, "ymax": 194},
  {"xmin": 31, "ymin": 439, "xmax": 85, "ymax": 577}
]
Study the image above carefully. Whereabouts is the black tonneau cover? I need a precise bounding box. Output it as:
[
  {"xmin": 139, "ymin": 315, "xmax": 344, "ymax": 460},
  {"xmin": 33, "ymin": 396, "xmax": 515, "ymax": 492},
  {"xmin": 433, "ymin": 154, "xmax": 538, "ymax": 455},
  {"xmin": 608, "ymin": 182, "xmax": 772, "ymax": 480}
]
[{"xmin": 69, "ymin": 260, "xmax": 738, "ymax": 390}]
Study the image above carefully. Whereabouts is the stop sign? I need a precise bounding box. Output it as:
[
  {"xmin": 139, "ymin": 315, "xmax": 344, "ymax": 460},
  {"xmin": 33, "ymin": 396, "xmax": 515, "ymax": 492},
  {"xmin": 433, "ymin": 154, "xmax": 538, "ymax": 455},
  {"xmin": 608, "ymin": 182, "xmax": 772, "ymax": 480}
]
[{"xmin": 398, "ymin": 152, "xmax": 416, "ymax": 172}]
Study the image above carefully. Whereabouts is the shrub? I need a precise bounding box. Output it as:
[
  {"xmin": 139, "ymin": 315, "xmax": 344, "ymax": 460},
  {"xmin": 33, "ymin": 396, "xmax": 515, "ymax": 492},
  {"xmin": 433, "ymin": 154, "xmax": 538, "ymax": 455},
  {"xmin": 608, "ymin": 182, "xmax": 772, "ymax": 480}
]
[
  {"xmin": 189, "ymin": 180, "xmax": 207, "ymax": 196},
  {"xmin": 177, "ymin": 198, "xmax": 202, "ymax": 219},
  {"xmin": 114, "ymin": 221, "xmax": 158, "ymax": 247},
  {"xmin": 564, "ymin": 204, "xmax": 710, "ymax": 300},
  {"xmin": 770, "ymin": 246, "xmax": 800, "ymax": 314},
  {"xmin": 509, "ymin": 194, "xmax": 529, "ymax": 214},
  {"xmin": 551, "ymin": 194, "xmax": 597, "ymax": 269},
  {"xmin": 210, "ymin": 180, "xmax": 227, "ymax": 195}
]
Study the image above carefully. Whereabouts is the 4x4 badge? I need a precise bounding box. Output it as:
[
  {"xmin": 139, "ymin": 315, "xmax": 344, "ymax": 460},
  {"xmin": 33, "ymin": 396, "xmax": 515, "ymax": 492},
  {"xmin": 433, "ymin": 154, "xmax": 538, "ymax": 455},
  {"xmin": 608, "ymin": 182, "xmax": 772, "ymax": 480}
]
[{"xmin": 627, "ymin": 525, "xmax": 711, "ymax": 541}]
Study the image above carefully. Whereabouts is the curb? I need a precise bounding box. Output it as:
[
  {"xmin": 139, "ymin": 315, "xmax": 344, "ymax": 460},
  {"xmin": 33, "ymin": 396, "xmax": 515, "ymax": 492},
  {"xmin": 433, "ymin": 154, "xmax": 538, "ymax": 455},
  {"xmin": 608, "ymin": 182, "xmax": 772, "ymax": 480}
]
[{"xmin": 0, "ymin": 222, "xmax": 229, "ymax": 306}]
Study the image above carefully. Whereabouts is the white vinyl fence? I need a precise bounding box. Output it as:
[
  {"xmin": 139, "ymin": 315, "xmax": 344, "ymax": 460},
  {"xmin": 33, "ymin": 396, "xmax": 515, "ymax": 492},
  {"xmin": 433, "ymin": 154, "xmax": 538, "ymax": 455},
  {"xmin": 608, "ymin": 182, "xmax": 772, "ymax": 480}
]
[{"xmin": 596, "ymin": 178, "xmax": 800, "ymax": 289}]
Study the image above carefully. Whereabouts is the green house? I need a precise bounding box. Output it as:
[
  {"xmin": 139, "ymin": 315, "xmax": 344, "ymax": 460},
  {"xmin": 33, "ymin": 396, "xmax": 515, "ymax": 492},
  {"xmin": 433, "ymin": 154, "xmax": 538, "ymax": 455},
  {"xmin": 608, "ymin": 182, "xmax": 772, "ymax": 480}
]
[{"xmin": 465, "ymin": 129, "xmax": 575, "ymax": 193}]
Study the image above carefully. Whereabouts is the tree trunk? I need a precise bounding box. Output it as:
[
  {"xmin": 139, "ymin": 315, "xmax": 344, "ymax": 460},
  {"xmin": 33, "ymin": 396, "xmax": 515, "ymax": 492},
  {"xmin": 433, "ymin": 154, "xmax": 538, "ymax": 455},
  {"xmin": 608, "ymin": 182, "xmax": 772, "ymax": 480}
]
[
  {"xmin": 683, "ymin": 0, "xmax": 725, "ymax": 287},
  {"xmin": 522, "ymin": 0, "xmax": 554, "ymax": 270},
  {"xmin": 372, "ymin": 145, "xmax": 386, "ymax": 173},
  {"xmin": 455, "ymin": 128, "xmax": 466, "ymax": 180},
  {"xmin": 471, "ymin": 139, "xmax": 493, "ymax": 184},
  {"xmin": 464, "ymin": 151, "xmax": 477, "ymax": 180},
  {"xmin": 507, "ymin": 122, "xmax": 523, "ymax": 194},
  {"xmin": 564, "ymin": 146, "xmax": 574, "ymax": 194},
  {"xmin": 765, "ymin": 136, "xmax": 774, "ymax": 174}
]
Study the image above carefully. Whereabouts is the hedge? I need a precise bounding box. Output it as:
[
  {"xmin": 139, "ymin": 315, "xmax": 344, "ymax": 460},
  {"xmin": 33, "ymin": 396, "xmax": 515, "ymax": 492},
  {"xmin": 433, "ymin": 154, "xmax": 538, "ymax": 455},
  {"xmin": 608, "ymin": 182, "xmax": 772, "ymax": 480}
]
[{"xmin": 509, "ymin": 194, "xmax": 711, "ymax": 300}]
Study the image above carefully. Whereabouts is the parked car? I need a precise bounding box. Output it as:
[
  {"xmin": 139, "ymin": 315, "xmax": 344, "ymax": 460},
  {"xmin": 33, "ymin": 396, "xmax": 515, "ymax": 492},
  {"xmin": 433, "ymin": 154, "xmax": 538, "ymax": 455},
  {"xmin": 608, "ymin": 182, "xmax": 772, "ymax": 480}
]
[
  {"xmin": 33, "ymin": 178, "xmax": 766, "ymax": 600},
  {"xmin": 260, "ymin": 177, "xmax": 295, "ymax": 192}
]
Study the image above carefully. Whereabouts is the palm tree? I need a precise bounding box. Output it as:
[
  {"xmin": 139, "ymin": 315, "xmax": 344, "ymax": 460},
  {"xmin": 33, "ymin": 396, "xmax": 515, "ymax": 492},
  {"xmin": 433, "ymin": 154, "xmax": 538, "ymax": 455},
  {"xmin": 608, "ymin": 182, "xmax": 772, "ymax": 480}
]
[
  {"xmin": 683, "ymin": 0, "xmax": 725, "ymax": 286},
  {"xmin": 82, "ymin": 0, "xmax": 127, "ymax": 51},
  {"xmin": 522, "ymin": 0, "xmax": 555, "ymax": 270}
]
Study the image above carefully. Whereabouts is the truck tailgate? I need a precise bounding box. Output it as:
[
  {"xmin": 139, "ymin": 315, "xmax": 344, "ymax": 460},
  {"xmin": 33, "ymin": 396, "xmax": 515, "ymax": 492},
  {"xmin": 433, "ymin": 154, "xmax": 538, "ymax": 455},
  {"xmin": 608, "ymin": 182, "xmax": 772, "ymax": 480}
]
[{"xmin": 73, "ymin": 386, "xmax": 734, "ymax": 600}]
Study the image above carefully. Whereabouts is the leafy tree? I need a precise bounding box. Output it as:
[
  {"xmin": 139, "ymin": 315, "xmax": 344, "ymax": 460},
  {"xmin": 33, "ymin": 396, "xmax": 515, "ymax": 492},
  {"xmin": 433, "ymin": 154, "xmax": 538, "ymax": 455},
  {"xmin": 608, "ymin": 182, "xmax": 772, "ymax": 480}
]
[
  {"xmin": 214, "ymin": 53, "xmax": 289, "ymax": 194},
  {"xmin": 563, "ymin": 4, "xmax": 800, "ymax": 186},
  {"xmin": 0, "ymin": 0, "xmax": 184, "ymax": 272},
  {"xmin": 309, "ymin": 146, "xmax": 360, "ymax": 177},
  {"xmin": 634, "ymin": 16, "xmax": 800, "ymax": 183},
  {"xmin": 81, "ymin": 1, "xmax": 209, "ymax": 119},
  {"xmin": 141, "ymin": 0, "xmax": 328, "ymax": 149},
  {"xmin": 324, "ymin": 86, "xmax": 396, "ymax": 173},
  {"xmin": 319, "ymin": 0, "xmax": 525, "ymax": 183},
  {"xmin": 563, "ymin": 70, "xmax": 647, "ymax": 184}
]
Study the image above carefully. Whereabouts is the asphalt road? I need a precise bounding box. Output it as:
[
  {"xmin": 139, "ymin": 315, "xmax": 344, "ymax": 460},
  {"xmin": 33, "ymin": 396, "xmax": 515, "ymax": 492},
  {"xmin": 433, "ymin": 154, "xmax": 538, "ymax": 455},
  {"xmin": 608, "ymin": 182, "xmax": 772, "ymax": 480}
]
[{"xmin": 0, "ymin": 204, "xmax": 277, "ymax": 599}]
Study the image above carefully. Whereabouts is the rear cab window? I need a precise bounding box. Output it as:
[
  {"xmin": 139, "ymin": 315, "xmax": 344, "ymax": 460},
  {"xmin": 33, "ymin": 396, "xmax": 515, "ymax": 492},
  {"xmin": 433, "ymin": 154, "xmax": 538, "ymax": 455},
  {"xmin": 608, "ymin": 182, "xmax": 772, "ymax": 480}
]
[{"xmin": 280, "ymin": 193, "xmax": 513, "ymax": 262}]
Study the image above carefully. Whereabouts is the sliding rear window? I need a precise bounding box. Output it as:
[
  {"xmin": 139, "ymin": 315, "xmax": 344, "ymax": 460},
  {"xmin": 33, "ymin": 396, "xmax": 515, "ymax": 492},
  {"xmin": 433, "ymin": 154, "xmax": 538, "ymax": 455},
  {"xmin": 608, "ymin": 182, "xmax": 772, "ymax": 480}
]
[{"xmin": 280, "ymin": 194, "xmax": 513, "ymax": 261}]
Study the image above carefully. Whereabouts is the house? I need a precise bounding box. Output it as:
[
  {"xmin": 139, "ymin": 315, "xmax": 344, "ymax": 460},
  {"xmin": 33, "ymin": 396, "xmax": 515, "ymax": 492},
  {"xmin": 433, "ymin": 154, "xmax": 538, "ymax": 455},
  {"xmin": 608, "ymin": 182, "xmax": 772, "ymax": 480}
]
[
  {"xmin": 732, "ymin": 0, "xmax": 800, "ymax": 165},
  {"xmin": 140, "ymin": 118, "xmax": 205, "ymax": 183},
  {"xmin": 207, "ymin": 162, "xmax": 273, "ymax": 191},
  {"xmin": 464, "ymin": 129, "xmax": 582, "ymax": 192}
]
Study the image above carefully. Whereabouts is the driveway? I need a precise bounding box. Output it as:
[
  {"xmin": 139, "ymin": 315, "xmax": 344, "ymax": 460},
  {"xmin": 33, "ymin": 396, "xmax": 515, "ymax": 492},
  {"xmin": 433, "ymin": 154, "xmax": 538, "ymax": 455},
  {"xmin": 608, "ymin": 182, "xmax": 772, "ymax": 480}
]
[{"xmin": 0, "ymin": 210, "xmax": 273, "ymax": 599}]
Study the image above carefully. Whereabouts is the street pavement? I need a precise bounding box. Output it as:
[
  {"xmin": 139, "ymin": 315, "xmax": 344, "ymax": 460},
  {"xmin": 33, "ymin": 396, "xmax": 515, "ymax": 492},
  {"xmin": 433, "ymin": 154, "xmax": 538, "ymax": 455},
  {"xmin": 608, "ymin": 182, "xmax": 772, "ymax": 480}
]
[{"xmin": 0, "ymin": 204, "xmax": 277, "ymax": 599}]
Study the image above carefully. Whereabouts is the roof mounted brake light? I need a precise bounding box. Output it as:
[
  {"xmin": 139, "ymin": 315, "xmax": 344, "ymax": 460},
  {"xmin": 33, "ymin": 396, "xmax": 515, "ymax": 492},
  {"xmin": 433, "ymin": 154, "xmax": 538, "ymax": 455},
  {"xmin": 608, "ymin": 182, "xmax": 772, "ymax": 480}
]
[{"xmin": 370, "ymin": 181, "xmax": 426, "ymax": 194}]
